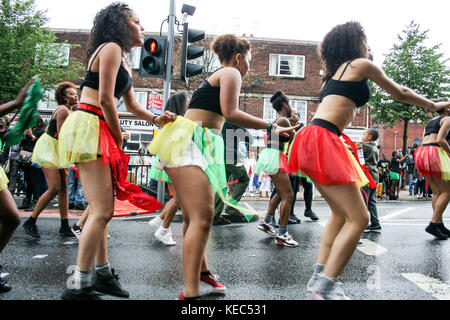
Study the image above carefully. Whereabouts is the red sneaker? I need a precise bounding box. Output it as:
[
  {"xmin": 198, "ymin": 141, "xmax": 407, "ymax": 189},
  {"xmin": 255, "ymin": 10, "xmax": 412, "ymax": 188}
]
[{"xmin": 200, "ymin": 272, "xmax": 226, "ymax": 293}]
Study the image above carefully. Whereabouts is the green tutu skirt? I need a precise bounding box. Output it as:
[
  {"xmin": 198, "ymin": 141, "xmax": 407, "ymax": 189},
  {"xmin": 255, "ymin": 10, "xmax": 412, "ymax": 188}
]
[{"xmin": 148, "ymin": 116, "xmax": 263, "ymax": 220}]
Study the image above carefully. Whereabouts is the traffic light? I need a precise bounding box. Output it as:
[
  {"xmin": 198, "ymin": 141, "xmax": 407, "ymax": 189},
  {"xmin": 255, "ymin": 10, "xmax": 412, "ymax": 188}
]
[
  {"xmin": 139, "ymin": 36, "xmax": 168, "ymax": 78},
  {"xmin": 180, "ymin": 23, "xmax": 205, "ymax": 81}
]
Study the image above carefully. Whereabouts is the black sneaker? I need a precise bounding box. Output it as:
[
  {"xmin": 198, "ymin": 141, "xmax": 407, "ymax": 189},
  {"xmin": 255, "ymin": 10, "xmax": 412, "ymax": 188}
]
[
  {"xmin": 74, "ymin": 203, "xmax": 87, "ymax": 211},
  {"xmin": 71, "ymin": 224, "xmax": 82, "ymax": 239},
  {"xmin": 18, "ymin": 200, "xmax": 31, "ymax": 210},
  {"xmin": 61, "ymin": 287, "xmax": 102, "ymax": 300},
  {"xmin": 425, "ymin": 223, "xmax": 448, "ymax": 240},
  {"xmin": 69, "ymin": 203, "xmax": 75, "ymax": 210},
  {"xmin": 22, "ymin": 220, "xmax": 41, "ymax": 238},
  {"xmin": 25, "ymin": 203, "xmax": 36, "ymax": 212},
  {"xmin": 212, "ymin": 216, "xmax": 232, "ymax": 225},
  {"xmin": 304, "ymin": 210, "xmax": 319, "ymax": 221},
  {"xmin": 438, "ymin": 224, "xmax": 450, "ymax": 237},
  {"xmin": 369, "ymin": 225, "xmax": 382, "ymax": 233},
  {"xmin": 0, "ymin": 266, "xmax": 11, "ymax": 293},
  {"xmin": 290, "ymin": 214, "xmax": 301, "ymax": 224},
  {"xmin": 93, "ymin": 269, "xmax": 129, "ymax": 298},
  {"xmin": 60, "ymin": 226, "xmax": 76, "ymax": 237}
]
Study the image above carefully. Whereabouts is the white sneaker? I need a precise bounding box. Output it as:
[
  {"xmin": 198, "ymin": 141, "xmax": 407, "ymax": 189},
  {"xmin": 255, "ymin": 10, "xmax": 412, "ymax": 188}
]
[
  {"xmin": 275, "ymin": 232, "xmax": 299, "ymax": 247},
  {"xmin": 155, "ymin": 227, "xmax": 176, "ymax": 246},
  {"xmin": 148, "ymin": 216, "xmax": 164, "ymax": 230}
]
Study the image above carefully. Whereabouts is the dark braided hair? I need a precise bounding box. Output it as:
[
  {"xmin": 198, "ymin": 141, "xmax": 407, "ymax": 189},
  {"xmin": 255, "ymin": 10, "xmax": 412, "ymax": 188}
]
[
  {"xmin": 319, "ymin": 21, "xmax": 367, "ymax": 83},
  {"xmin": 270, "ymin": 90, "xmax": 289, "ymax": 113},
  {"xmin": 86, "ymin": 2, "xmax": 134, "ymax": 65}
]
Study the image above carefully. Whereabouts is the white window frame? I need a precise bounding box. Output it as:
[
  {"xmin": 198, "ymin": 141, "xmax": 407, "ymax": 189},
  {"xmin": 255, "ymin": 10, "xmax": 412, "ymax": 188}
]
[
  {"xmin": 117, "ymin": 91, "xmax": 148, "ymax": 113},
  {"xmin": 126, "ymin": 47, "xmax": 141, "ymax": 70},
  {"xmin": 269, "ymin": 54, "xmax": 305, "ymax": 78},
  {"xmin": 263, "ymin": 99, "xmax": 308, "ymax": 124}
]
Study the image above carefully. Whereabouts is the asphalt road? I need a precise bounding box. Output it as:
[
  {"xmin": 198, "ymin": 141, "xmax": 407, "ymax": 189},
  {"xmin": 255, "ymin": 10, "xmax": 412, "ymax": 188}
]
[{"xmin": 0, "ymin": 199, "xmax": 449, "ymax": 301}]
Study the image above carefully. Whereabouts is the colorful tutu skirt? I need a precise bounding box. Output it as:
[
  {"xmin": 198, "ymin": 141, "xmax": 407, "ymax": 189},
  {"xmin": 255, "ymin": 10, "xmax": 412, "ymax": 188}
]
[
  {"xmin": 255, "ymin": 148, "xmax": 289, "ymax": 175},
  {"xmin": 0, "ymin": 166, "xmax": 9, "ymax": 192},
  {"xmin": 414, "ymin": 144, "xmax": 450, "ymax": 180},
  {"xmin": 58, "ymin": 103, "xmax": 163, "ymax": 212},
  {"xmin": 148, "ymin": 116, "xmax": 262, "ymax": 220},
  {"xmin": 31, "ymin": 133, "xmax": 62, "ymax": 169},
  {"xmin": 288, "ymin": 118, "xmax": 369, "ymax": 188}
]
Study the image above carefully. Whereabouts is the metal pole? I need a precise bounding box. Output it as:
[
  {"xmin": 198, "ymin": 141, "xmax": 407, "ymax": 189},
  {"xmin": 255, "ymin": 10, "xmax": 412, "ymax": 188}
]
[{"xmin": 157, "ymin": 0, "xmax": 176, "ymax": 205}]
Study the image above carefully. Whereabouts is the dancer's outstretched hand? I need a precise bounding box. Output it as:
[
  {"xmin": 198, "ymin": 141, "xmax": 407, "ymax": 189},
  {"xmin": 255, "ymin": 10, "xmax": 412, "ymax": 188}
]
[{"xmin": 154, "ymin": 111, "xmax": 177, "ymax": 126}]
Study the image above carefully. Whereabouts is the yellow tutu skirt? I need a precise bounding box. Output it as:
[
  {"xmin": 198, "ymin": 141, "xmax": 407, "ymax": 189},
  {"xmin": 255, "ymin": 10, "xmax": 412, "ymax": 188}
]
[
  {"xmin": 0, "ymin": 166, "xmax": 9, "ymax": 192},
  {"xmin": 148, "ymin": 116, "xmax": 263, "ymax": 220},
  {"xmin": 58, "ymin": 110, "xmax": 100, "ymax": 166},
  {"xmin": 31, "ymin": 134, "xmax": 63, "ymax": 169}
]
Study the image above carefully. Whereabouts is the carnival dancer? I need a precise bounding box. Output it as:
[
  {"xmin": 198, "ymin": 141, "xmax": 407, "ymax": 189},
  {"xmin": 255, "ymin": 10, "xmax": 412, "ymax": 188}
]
[
  {"xmin": 288, "ymin": 21, "xmax": 448, "ymax": 300},
  {"xmin": 148, "ymin": 34, "xmax": 298, "ymax": 300},
  {"xmin": 59, "ymin": 3, "xmax": 176, "ymax": 300},
  {"xmin": 414, "ymin": 100, "xmax": 450, "ymax": 240},
  {"xmin": 22, "ymin": 82, "xmax": 79, "ymax": 238},
  {"xmin": 0, "ymin": 79, "xmax": 35, "ymax": 292},
  {"xmin": 256, "ymin": 91, "xmax": 299, "ymax": 247}
]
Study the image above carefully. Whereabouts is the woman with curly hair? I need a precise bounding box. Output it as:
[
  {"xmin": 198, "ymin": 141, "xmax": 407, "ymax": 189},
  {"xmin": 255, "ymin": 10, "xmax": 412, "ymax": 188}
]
[
  {"xmin": 414, "ymin": 99, "xmax": 450, "ymax": 240},
  {"xmin": 59, "ymin": 2, "xmax": 176, "ymax": 300},
  {"xmin": 256, "ymin": 90, "xmax": 299, "ymax": 247},
  {"xmin": 148, "ymin": 34, "xmax": 298, "ymax": 300},
  {"xmin": 22, "ymin": 82, "xmax": 79, "ymax": 239},
  {"xmin": 288, "ymin": 21, "xmax": 449, "ymax": 300}
]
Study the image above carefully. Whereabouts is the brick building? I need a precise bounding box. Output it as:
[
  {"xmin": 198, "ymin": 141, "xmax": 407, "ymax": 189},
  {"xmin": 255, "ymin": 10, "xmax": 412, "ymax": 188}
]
[{"xmin": 40, "ymin": 29, "xmax": 371, "ymax": 154}]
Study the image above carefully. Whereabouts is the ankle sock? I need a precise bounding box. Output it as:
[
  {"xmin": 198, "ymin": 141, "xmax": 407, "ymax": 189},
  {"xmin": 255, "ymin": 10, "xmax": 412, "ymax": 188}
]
[
  {"xmin": 314, "ymin": 263, "xmax": 325, "ymax": 274},
  {"xmin": 95, "ymin": 262, "xmax": 112, "ymax": 276},
  {"xmin": 264, "ymin": 214, "xmax": 272, "ymax": 224},
  {"xmin": 201, "ymin": 271, "xmax": 211, "ymax": 277},
  {"xmin": 279, "ymin": 225, "xmax": 288, "ymax": 235},
  {"xmin": 61, "ymin": 219, "xmax": 70, "ymax": 228},
  {"xmin": 73, "ymin": 267, "xmax": 93, "ymax": 290}
]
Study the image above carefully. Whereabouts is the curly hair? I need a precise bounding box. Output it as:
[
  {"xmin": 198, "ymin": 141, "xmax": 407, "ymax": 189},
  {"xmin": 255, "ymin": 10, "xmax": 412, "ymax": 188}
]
[
  {"xmin": 211, "ymin": 34, "xmax": 251, "ymax": 63},
  {"xmin": 270, "ymin": 90, "xmax": 289, "ymax": 113},
  {"xmin": 86, "ymin": 2, "xmax": 134, "ymax": 65},
  {"xmin": 319, "ymin": 21, "xmax": 367, "ymax": 83},
  {"xmin": 55, "ymin": 81, "xmax": 77, "ymax": 105}
]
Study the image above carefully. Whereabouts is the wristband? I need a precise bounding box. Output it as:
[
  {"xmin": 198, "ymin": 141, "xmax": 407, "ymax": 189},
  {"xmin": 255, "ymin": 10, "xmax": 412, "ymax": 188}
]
[
  {"xmin": 152, "ymin": 116, "xmax": 159, "ymax": 125},
  {"xmin": 266, "ymin": 121, "xmax": 273, "ymax": 132}
]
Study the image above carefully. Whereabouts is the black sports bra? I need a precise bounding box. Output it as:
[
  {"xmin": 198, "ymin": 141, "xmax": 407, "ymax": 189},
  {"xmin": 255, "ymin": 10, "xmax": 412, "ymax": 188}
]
[
  {"xmin": 188, "ymin": 69, "xmax": 222, "ymax": 115},
  {"xmin": 424, "ymin": 116, "xmax": 450, "ymax": 140},
  {"xmin": 319, "ymin": 61, "xmax": 370, "ymax": 108},
  {"xmin": 80, "ymin": 43, "xmax": 133, "ymax": 100}
]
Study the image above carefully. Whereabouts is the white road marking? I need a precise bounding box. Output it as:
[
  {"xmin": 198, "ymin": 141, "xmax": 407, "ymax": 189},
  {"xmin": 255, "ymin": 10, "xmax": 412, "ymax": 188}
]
[
  {"xmin": 317, "ymin": 220, "xmax": 388, "ymax": 256},
  {"xmin": 64, "ymin": 241, "xmax": 76, "ymax": 245},
  {"xmin": 379, "ymin": 207, "xmax": 415, "ymax": 221},
  {"xmin": 0, "ymin": 272, "xmax": 10, "ymax": 278},
  {"xmin": 32, "ymin": 255, "xmax": 48, "ymax": 259},
  {"xmin": 357, "ymin": 239, "xmax": 388, "ymax": 256},
  {"xmin": 402, "ymin": 273, "xmax": 450, "ymax": 300}
]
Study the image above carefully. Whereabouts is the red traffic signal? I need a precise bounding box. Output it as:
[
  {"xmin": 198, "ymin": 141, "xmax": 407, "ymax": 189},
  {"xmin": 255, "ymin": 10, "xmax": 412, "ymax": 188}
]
[
  {"xmin": 146, "ymin": 38, "xmax": 159, "ymax": 55},
  {"xmin": 139, "ymin": 36, "xmax": 167, "ymax": 78}
]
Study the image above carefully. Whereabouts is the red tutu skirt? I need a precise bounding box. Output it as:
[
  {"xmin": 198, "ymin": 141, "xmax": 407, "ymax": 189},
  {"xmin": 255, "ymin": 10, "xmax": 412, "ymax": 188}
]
[
  {"xmin": 414, "ymin": 144, "xmax": 450, "ymax": 180},
  {"xmin": 76, "ymin": 104, "xmax": 163, "ymax": 212},
  {"xmin": 288, "ymin": 119, "xmax": 368, "ymax": 187}
]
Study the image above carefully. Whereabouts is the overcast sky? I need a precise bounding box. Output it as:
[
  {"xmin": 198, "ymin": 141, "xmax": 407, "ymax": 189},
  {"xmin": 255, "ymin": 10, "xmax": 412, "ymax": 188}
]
[{"xmin": 35, "ymin": 0, "xmax": 449, "ymax": 66}]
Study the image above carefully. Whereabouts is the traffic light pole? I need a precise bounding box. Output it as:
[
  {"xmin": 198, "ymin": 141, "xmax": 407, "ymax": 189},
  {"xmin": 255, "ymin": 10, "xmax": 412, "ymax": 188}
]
[{"xmin": 157, "ymin": 0, "xmax": 176, "ymax": 205}]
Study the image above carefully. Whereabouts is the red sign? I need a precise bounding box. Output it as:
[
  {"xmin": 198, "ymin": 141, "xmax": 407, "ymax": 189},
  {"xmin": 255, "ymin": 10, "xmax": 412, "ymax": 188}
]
[{"xmin": 148, "ymin": 92, "xmax": 163, "ymax": 114}]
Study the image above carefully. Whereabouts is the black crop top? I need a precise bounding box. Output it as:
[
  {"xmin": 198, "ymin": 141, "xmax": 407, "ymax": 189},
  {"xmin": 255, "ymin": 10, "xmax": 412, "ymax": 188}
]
[
  {"xmin": 319, "ymin": 61, "xmax": 370, "ymax": 108},
  {"xmin": 267, "ymin": 118, "xmax": 291, "ymax": 151},
  {"xmin": 188, "ymin": 70, "xmax": 222, "ymax": 115},
  {"xmin": 425, "ymin": 116, "xmax": 450, "ymax": 140},
  {"xmin": 46, "ymin": 118, "xmax": 58, "ymax": 139},
  {"xmin": 80, "ymin": 43, "xmax": 133, "ymax": 100}
]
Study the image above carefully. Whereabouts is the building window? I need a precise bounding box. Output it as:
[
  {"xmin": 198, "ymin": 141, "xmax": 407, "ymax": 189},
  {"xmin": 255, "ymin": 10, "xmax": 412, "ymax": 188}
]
[
  {"xmin": 117, "ymin": 91, "xmax": 148, "ymax": 113},
  {"xmin": 38, "ymin": 90, "xmax": 58, "ymax": 110},
  {"xmin": 36, "ymin": 43, "xmax": 71, "ymax": 67},
  {"xmin": 263, "ymin": 99, "xmax": 308, "ymax": 124},
  {"xmin": 269, "ymin": 54, "xmax": 305, "ymax": 78},
  {"xmin": 126, "ymin": 47, "xmax": 141, "ymax": 70}
]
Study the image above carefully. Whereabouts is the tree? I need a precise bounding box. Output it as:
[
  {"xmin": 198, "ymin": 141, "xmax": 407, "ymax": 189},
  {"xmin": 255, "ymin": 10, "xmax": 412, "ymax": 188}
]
[
  {"xmin": 0, "ymin": 0, "xmax": 83, "ymax": 103},
  {"xmin": 369, "ymin": 21, "xmax": 450, "ymax": 152}
]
